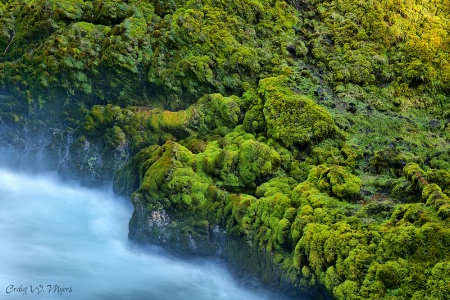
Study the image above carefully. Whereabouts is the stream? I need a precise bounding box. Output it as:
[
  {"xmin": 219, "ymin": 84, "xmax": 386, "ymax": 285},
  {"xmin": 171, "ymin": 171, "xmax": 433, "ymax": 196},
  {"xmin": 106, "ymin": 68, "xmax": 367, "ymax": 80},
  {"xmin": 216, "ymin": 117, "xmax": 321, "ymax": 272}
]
[{"xmin": 0, "ymin": 168, "xmax": 306, "ymax": 300}]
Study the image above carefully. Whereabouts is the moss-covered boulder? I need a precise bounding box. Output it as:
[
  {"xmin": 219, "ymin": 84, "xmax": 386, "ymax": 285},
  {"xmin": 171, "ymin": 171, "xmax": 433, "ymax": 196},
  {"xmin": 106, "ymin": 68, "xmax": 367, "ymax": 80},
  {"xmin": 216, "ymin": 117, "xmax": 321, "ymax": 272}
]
[
  {"xmin": 260, "ymin": 76, "xmax": 336, "ymax": 147},
  {"xmin": 308, "ymin": 165, "xmax": 362, "ymax": 201}
]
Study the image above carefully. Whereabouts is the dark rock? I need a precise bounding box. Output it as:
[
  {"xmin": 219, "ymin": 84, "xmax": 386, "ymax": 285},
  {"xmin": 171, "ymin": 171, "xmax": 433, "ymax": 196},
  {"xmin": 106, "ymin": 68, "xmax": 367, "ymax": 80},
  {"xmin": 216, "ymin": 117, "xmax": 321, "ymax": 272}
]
[{"xmin": 346, "ymin": 103, "xmax": 357, "ymax": 114}]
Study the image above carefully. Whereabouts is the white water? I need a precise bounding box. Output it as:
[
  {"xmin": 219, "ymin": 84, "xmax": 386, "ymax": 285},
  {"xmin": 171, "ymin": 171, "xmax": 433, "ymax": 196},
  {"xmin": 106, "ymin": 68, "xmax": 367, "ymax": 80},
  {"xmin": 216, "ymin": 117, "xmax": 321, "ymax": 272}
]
[{"xmin": 0, "ymin": 169, "xmax": 303, "ymax": 300}]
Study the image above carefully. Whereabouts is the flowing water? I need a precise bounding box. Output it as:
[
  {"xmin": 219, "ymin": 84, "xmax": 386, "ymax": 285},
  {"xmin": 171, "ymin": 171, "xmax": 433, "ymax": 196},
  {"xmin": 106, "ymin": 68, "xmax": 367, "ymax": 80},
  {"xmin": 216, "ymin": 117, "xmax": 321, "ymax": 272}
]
[{"xmin": 0, "ymin": 169, "xmax": 310, "ymax": 300}]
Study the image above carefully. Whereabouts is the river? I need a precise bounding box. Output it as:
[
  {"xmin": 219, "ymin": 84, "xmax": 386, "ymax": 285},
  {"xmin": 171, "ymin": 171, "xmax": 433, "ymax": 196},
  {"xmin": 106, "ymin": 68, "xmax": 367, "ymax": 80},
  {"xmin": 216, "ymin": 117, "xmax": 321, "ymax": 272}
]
[{"xmin": 0, "ymin": 168, "xmax": 309, "ymax": 300}]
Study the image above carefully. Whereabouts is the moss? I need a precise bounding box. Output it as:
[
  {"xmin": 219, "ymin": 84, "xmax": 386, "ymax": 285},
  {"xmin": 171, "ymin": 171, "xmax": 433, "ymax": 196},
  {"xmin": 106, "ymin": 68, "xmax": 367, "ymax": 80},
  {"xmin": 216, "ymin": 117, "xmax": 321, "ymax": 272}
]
[
  {"xmin": 426, "ymin": 169, "xmax": 450, "ymax": 196},
  {"xmin": 237, "ymin": 139, "xmax": 281, "ymax": 186},
  {"xmin": 3, "ymin": 0, "xmax": 450, "ymax": 299},
  {"xmin": 147, "ymin": 0, "xmax": 296, "ymax": 100},
  {"xmin": 82, "ymin": 104, "xmax": 157, "ymax": 153},
  {"xmin": 298, "ymin": 0, "xmax": 450, "ymax": 98},
  {"xmin": 404, "ymin": 163, "xmax": 429, "ymax": 190},
  {"xmin": 113, "ymin": 122, "xmax": 450, "ymax": 299},
  {"xmin": 243, "ymin": 104, "xmax": 266, "ymax": 134},
  {"xmin": 184, "ymin": 138, "xmax": 207, "ymax": 154},
  {"xmin": 255, "ymin": 177, "xmax": 297, "ymax": 198},
  {"xmin": 113, "ymin": 144, "xmax": 161, "ymax": 195},
  {"xmin": 312, "ymin": 165, "xmax": 362, "ymax": 201},
  {"xmin": 185, "ymin": 93, "xmax": 244, "ymax": 136},
  {"xmin": 375, "ymin": 261, "xmax": 407, "ymax": 288},
  {"xmin": 260, "ymin": 76, "xmax": 336, "ymax": 147},
  {"xmin": 104, "ymin": 125, "xmax": 127, "ymax": 150},
  {"xmin": 426, "ymin": 262, "xmax": 450, "ymax": 299},
  {"xmin": 371, "ymin": 150, "xmax": 421, "ymax": 176},
  {"xmin": 437, "ymin": 204, "xmax": 450, "ymax": 220},
  {"xmin": 1, "ymin": 0, "xmax": 297, "ymax": 110},
  {"xmin": 356, "ymin": 201, "xmax": 394, "ymax": 221},
  {"xmin": 3, "ymin": 10, "xmax": 154, "ymax": 105},
  {"xmin": 147, "ymin": 109, "xmax": 189, "ymax": 138}
]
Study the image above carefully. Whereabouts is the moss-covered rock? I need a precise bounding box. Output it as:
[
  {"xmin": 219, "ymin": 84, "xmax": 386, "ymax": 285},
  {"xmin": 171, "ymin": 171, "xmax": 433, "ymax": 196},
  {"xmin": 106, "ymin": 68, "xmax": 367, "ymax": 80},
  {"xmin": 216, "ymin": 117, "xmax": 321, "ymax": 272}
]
[
  {"xmin": 297, "ymin": 0, "xmax": 450, "ymax": 99},
  {"xmin": 114, "ymin": 141, "xmax": 450, "ymax": 299},
  {"xmin": 310, "ymin": 165, "xmax": 362, "ymax": 201},
  {"xmin": 0, "ymin": 0, "xmax": 297, "ymax": 110},
  {"xmin": 260, "ymin": 76, "xmax": 336, "ymax": 147}
]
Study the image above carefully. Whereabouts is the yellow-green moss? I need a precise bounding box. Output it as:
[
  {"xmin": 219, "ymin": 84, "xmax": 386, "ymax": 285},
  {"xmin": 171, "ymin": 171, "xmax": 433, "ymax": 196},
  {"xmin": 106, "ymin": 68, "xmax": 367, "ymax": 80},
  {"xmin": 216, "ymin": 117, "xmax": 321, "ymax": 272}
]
[{"xmin": 260, "ymin": 76, "xmax": 336, "ymax": 147}]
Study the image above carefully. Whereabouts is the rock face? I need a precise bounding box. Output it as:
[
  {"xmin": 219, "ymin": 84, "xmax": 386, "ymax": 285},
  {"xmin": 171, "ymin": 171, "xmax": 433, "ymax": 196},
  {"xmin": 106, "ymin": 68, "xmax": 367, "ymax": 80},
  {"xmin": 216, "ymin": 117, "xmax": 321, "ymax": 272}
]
[
  {"xmin": 129, "ymin": 193, "xmax": 225, "ymax": 257},
  {"xmin": 0, "ymin": 95, "xmax": 128, "ymax": 185}
]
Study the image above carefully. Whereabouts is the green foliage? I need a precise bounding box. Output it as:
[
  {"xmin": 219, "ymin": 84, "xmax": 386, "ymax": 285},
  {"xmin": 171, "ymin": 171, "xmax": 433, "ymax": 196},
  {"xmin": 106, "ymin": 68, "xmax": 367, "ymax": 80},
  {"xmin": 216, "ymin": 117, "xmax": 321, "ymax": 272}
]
[
  {"xmin": 147, "ymin": 0, "xmax": 296, "ymax": 100},
  {"xmin": 91, "ymin": 92, "xmax": 450, "ymax": 300},
  {"xmin": 426, "ymin": 262, "xmax": 450, "ymax": 299},
  {"xmin": 147, "ymin": 109, "xmax": 188, "ymax": 137},
  {"xmin": 255, "ymin": 177, "xmax": 298, "ymax": 198},
  {"xmin": 82, "ymin": 104, "xmax": 154, "ymax": 152},
  {"xmin": 260, "ymin": 76, "xmax": 336, "ymax": 147},
  {"xmin": 129, "ymin": 141, "xmax": 211, "ymax": 211},
  {"xmin": 313, "ymin": 165, "xmax": 362, "ymax": 201},
  {"xmin": 0, "ymin": 0, "xmax": 297, "ymax": 108},
  {"xmin": 398, "ymin": 163, "xmax": 450, "ymax": 221},
  {"xmin": 0, "ymin": 0, "xmax": 156, "ymax": 107},
  {"xmin": 192, "ymin": 126, "xmax": 284, "ymax": 189},
  {"xmin": 237, "ymin": 139, "xmax": 281, "ymax": 186},
  {"xmin": 298, "ymin": 0, "xmax": 450, "ymax": 98},
  {"xmin": 121, "ymin": 154, "xmax": 450, "ymax": 299},
  {"xmin": 80, "ymin": 91, "xmax": 248, "ymax": 162},
  {"xmin": 371, "ymin": 150, "xmax": 421, "ymax": 177},
  {"xmin": 185, "ymin": 93, "xmax": 244, "ymax": 136},
  {"xmin": 243, "ymin": 104, "xmax": 265, "ymax": 134},
  {"xmin": 426, "ymin": 169, "xmax": 450, "ymax": 196},
  {"xmin": 3, "ymin": 0, "xmax": 450, "ymax": 299}
]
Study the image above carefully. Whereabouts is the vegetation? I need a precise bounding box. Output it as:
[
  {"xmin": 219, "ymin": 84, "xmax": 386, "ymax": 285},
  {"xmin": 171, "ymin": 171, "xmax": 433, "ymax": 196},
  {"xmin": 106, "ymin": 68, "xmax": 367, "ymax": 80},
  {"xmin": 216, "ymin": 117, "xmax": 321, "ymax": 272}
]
[
  {"xmin": 1, "ymin": 0, "xmax": 450, "ymax": 299},
  {"xmin": 0, "ymin": 0, "xmax": 296, "ymax": 108}
]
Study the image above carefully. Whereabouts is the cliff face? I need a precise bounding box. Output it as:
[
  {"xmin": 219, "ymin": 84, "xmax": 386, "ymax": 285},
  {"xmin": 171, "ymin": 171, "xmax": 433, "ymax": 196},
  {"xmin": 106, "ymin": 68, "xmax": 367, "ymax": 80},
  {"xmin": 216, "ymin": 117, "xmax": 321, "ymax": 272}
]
[{"xmin": 1, "ymin": 0, "xmax": 450, "ymax": 299}]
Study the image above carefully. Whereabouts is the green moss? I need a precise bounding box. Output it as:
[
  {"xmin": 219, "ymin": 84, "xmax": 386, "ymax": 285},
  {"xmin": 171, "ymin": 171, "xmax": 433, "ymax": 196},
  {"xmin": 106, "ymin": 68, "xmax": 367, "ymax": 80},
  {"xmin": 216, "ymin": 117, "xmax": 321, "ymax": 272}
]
[
  {"xmin": 426, "ymin": 169, "xmax": 450, "ymax": 196},
  {"xmin": 404, "ymin": 163, "xmax": 428, "ymax": 190},
  {"xmin": 375, "ymin": 261, "xmax": 407, "ymax": 288},
  {"xmin": 147, "ymin": 109, "xmax": 188, "ymax": 137},
  {"xmin": 0, "ymin": 0, "xmax": 298, "ymax": 110},
  {"xmin": 3, "ymin": 0, "xmax": 450, "ymax": 299},
  {"xmin": 260, "ymin": 76, "xmax": 336, "ymax": 147},
  {"xmin": 242, "ymin": 104, "xmax": 265, "ymax": 134},
  {"xmin": 311, "ymin": 165, "xmax": 362, "ymax": 201},
  {"xmin": 185, "ymin": 93, "xmax": 244, "ymax": 136},
  {"xmin": 371, "ymin": 150, "xmax": 421, "ymax": 176},
  {"xmin": 237, "ymin": 139, "xmax": 281, "ymax": 186},
  {"xmin": 299, "ymin": 0, "xmax": 450, "ymax": 98},
  {"xmin": 113, "ymin": 122, "xmax": 450, "ymax": 299},
  {"xmin": 426, "ymin": 262, "xmax": 450, "ymax": 299},
  {"xmin": 147, "ymin": 0, "xmax": 296, "ymax": 100},
  {"xmin": 255, "ymin": 177, "xmax": 297, "ymax": 198}
]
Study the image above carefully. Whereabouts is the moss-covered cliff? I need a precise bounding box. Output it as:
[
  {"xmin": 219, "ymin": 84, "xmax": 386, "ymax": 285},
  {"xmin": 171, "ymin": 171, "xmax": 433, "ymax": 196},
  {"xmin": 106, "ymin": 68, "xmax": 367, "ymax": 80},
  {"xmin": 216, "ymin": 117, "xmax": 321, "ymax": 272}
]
[
  {"xmin": 0, "ymin": 0, "xmax": 296, "ymax": 108},
  {"xmin": 1, "ymin": 0, "xmax": 450, "ymax": 299}
]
